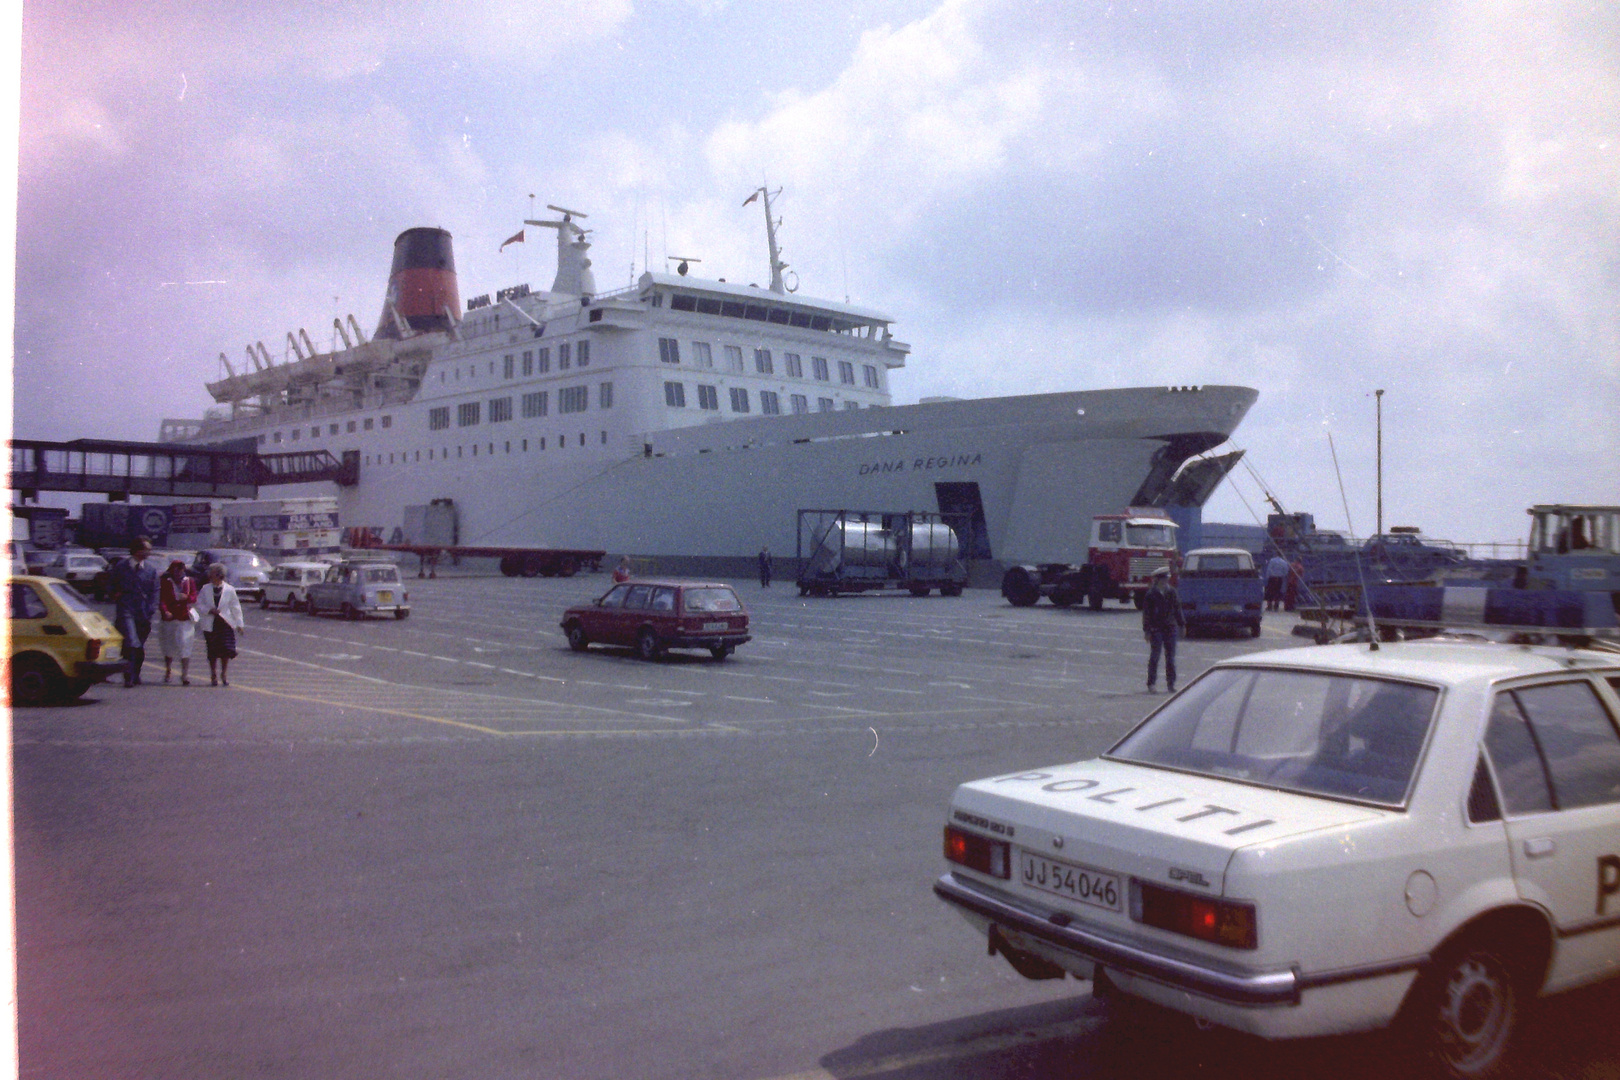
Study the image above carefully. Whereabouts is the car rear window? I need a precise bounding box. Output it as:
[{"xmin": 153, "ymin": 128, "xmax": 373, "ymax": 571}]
[
  {"xmin": 1189, "ymin": 554, "xmax": 1244, "ymax": 572},
  {"xmin": 365, "ymin": 566, "xmax": 400, "ymax": 583},
  {"xmin": 682, "ymin": 587, "xmax": 740, "ymax": 613},
  {"xmin": 1107, "ymin": 667, "xmax": 1438, "ymax": 807},
  {"xmin": 46, "ymin": 582, "xmax": 97, "ymax": 612}
]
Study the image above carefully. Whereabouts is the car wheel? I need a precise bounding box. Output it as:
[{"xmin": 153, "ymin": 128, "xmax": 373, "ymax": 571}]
[
  {"xmin": 940, "ymin": 583, "xmax": 964, "ymax": 597},
  {"xmin": 636, "ymin": 628, "xmax": 662, "ymax": 661},
  {"xmin": 341, "ymin": 603, "xmax": 358, "ymax": 621},
  {"xmin": 305, "ymin": 598, "xmax": 319, "ymax": 616},
  {"xmin": 63, "ymin": 677, "xmax": 94, "ymax": 702},
  {"xmin": 1133, "ymin": 592, "xmax": 1146, "ymax": 610},
  {"xmin": 1250, "ymin": 621, "xmax": 1262, "ymax": 638},
  {"xmin": 709, "ymin": 643, "xmax": 733, "ymax": 660},
  {"xmin": 909, "ymin": 584, "xmax": 931, "ymax": 597},
  {"xmin": 394, "ymin": 608, "xmax": 409, "ymax": 620},
  {"xmin": 8, "ymin": 655, "xmax": 62, "ymax": 707},
  {"xmin": 1088, "ymin": 589, "xmax": 1105, "ymax": 611},
  {"xmin": 259, "ymin": 592, "xmax": 270, "ymax": 609},
  {"xmin": 1411, "ymin": 940, "xmax": 1523, "ymax": 1080},
  {"xmin": 565, "ymin": 623, "xmax": 589, "ymax": 652}
]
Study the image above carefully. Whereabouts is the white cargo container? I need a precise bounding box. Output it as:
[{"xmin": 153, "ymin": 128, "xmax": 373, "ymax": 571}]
[{"xmin": 220, "ymin": 497, "xmax": 341, "ymax": 556}]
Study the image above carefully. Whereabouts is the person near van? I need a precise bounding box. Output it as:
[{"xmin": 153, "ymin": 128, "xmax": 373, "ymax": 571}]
[
  {"xmin": 109, "ymin": 537, "xmax": 159, "ymax": 687},
  {"xmin": 1141, "ymin": 566, "xmax": 1185, "ymax": 694},
  {"xmin": 158, "ymin": 558, "xmax": 198, "ymax": 685},
  {"xmin": 197, "ymin": 562, "xmax": 246, "ymax": 686},
  {"xmin": 1264, "ymin": 553, "xmax": 1289, "ymax": 611},
  {"xmin": 758, "ymin": 546, "xmax": 772, "ymax": 588},
  {"xmin": 613, "ymin": 556, "xmax": 633, "ymax": 583}
]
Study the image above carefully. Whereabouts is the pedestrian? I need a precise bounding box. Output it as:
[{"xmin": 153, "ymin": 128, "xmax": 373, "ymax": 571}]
[
  {"xmin": 197, "ymin": 562, "xmax": 246, "ymax": 687},
  {"xmin": 108, "ymin": 537, "xmax": 159, "ymax": 686},
  {"xmin": 1283, "ymin": 558, "xmax": 1304, "ymax": 613},
  {"xmin": 1142, "ymin": 566, "xmax": 1185, "ymax": 694},
  {"xmin": 613, "ymin": 556, "xmax": 633, "ymax": 583},
  {"xmin": 758, "ymin": 546, "xmax": 772, "ymax": 588},
  {"xmin": 1264, "ymin": 553, "xmax": 1289, "ymax": 612},
  {"xmin": 157, "ymin": 558, "xmax": 198, "ymax": 685}
]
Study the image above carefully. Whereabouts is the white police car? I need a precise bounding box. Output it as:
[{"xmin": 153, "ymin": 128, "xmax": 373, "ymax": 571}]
[{"xmin": 936, "ymin": 637, "xmax": 1620, "ymax": 1077}]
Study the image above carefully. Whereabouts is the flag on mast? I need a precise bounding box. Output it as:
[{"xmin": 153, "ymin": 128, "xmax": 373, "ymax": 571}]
[
  {"xmin": 499, "ymin": 229, "xmax": 524, "ymax": 251},
  {"xmin": 741, "ymin": 190, "xmax": 760, "ymax": 207}
]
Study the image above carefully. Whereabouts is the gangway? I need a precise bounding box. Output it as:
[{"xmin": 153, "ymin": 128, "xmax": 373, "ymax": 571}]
[{"xmin": 7, "ymin": 438, "xmax": 358, "ymax": 500}]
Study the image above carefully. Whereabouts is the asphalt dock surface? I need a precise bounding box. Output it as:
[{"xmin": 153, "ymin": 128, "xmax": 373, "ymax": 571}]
[{"xmin": 14, "ymin": 575, "xmax": 1618, "ymax": 1079}]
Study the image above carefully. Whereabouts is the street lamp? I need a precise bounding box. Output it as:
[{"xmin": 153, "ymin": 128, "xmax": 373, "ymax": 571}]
[{"xmin": 1375, "ymin": 388, "xmax": 1385, "ymax": 538}]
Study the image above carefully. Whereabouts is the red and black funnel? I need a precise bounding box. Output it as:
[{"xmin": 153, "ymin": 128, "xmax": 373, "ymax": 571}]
[{"xmin": 374, "ymin": 227, "xmax": 461, "ymax": 339}]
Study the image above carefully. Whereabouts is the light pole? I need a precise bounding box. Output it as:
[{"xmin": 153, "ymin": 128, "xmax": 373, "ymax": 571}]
[{"xmin": 1375, "ymin": 388, "xmax": 1384, "ymax": 538}]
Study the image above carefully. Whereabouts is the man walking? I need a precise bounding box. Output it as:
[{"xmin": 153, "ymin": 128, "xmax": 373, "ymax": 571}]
[
  {"xmin": 758, "ymin": 546, "xmax": 772, "ymax": 588},
  {"xmin": 1264, "ymin": 552, "xmax": 1289, "ymax": 612},
  {"xmin": 109, "ymin": 537, "xmax": 159, "ymax": 686},
  {"xmin": 1142, "ymin": 566, "xmax": 1185, "ymax": 694}
]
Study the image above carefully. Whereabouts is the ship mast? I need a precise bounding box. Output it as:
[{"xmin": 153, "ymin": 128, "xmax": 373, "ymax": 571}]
[{"xmin": 745, "ymin": 185, "xmax": 793, "ymax": 294}]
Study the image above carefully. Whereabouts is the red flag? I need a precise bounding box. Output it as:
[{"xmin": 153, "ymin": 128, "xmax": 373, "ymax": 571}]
[
  {"xmin": 741, "ymin": 190, "xmax": 759, "ymax": 207},
  {"xmin": 499, "ymin": 229, "xmax": 524, "ymax": 250}
]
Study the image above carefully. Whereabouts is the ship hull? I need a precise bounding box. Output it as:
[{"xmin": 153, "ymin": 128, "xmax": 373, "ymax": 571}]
[{"xmin": 317, "ymin": 385, "xmax": 1256, "ymax": 576}]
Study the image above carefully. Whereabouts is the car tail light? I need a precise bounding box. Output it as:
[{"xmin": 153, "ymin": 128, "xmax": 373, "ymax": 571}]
[
  {"xmin": 85, "ymin": 638, "xmax": 102, "ymax": 661},
  {"xmin": 1134, "ymin": 881, "xmax": 1256, "ymax": 949},
  {"xmin": 943, "ymin": 825, "xmax": 1010, "ymax": 879}
]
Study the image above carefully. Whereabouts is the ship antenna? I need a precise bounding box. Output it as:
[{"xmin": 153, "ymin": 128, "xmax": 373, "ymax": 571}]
[
  {"xmin": 1328, "ymin": 427, "xmax": 1380, "ymax": 650},
  {"xmin": 745, "ymin": 184, "xmax": 790, "ymax": 293}
]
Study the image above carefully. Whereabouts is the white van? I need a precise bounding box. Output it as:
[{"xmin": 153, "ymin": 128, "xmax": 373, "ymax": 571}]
[{"xmin": 260, "ymin": 561, "xmax": 332, "ymax": 611}]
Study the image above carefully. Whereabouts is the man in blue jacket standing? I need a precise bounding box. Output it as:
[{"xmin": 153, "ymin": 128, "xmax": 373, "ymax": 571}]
[
  {"xmin": 1142, "ymin": 565, "xmax": 1185, "ymax": 693},
  {"xmin": 109, "ymin": 537, "xmax": 159, "ymax": 686}
]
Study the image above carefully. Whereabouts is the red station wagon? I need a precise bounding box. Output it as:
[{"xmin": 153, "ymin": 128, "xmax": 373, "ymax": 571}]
[{"xmin": 560, "ymin": 580, "xmax": 751, "ymax": 660}]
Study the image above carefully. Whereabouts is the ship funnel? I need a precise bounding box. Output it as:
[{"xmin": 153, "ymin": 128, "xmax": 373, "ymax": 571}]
[{"xmin": 374, "ymin": 227, "xmax": 461, "ymax": 340}]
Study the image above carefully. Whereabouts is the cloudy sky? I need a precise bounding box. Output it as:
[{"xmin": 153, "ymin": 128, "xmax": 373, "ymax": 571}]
[{"xmin": 13, "ymin": 0, "xmax": 1618, "ymax": 545}]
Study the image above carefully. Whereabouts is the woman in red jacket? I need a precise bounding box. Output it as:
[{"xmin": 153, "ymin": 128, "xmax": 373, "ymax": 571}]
[{"xmin": 158, "ymin": 558, "xmax": 199, "ymax": 685}]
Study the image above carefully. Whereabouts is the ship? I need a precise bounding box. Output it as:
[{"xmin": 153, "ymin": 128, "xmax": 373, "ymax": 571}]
[{"xmin": 166, "ymin": 191, "xmax": 1258, "ymax": 578}]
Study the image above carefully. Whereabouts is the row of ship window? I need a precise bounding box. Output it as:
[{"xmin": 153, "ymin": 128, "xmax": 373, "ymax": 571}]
[
  {"xmin": 362, "ymin": 430, "xmax": 610, "ymax": 466},
  {"xmin": 656, "ymin": 339, "xmax": 882, "ymax": 389},
  {"xmin": 441, "ymin": 341, "xmax": 592, "ymax": 384},
  {"xmin": 260, "ymin": 414, "xmax": 393, "ymax": 445},
  {"xmin": 663, "ymin": 382, "xmax": 856, "ymax": 415},
  {"xmin": 427, "ymin": 384, "xmax": 613, "ymax": 430}
]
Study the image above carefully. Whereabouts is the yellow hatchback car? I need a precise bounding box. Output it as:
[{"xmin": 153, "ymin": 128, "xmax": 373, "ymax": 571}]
[{"xmin": 6, "ymin": 575, "xmax": 127, "ymax": 705}]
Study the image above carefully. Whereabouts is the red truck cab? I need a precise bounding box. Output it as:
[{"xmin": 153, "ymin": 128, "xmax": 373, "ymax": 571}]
[{"xmin": 1085, "ymin": 509, "xmax": 1180, "ymax": 609}]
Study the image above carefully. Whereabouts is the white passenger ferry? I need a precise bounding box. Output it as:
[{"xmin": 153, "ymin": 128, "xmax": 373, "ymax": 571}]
[{"xmin": 168, "ymin": 193, "xmax": 1258, "ymax": 576}]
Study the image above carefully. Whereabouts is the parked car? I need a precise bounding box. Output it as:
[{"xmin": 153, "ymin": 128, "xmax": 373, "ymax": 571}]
[
  {"xmin": 260, "ymin": 561, "xmax": 333, "ymax": 610},
  {"xmin": 304, "ymin": 560, "xmax": 410, "ymax": 620},
  {"xmin": 37, "ymin": 551, "xmax": 111, "ymax": 597},
  {"xmin": 188, "ymin": 549, "xmax": 272, "ymax": 603},
  {"xmin": 560, "ymin": 580, "xmax": 751, "ymax": 660},
  {"xmin": 5, "ymin": 575, "xmax": 127, "ymax": 704},
  {"xmin": 1177, "ymin": 547, "xmax": 1263, "ymax": 637},
  {"xmin": 934, "ymin": 637, "xmax": 1620, "ymax": 1077}
]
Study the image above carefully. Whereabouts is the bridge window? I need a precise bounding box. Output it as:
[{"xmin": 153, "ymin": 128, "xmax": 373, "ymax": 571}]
[
  {"xmin": 697, "ymin": 384, "xmax": 718, "ymax": 411},
  {"xmin": 818, "ymin": 397, "xmax": 834, "ymax": 412},
  {"xmin": 754, "ymin": 348, "xmax": 773, "ymax": 374},
  {"xmin": 537, "ymin": 347, "xmax": 550, "ymax": 373},
  {"xmin": 291, "ymin": 429, "xmax": 300, "ymax": 441},
  {"xmin": 659, "ymin": 337, "xmax": 681, "ymax": 364},
  {"xmin": 665, "ymin": 381, "xmax": 686, "ymax": 407},
  {"xmin": 785, "ymin": 353, "xmax": 802, "ymax": 378},
  {"xmin": 729, "ymin": 388, "xmax": 750, "ymax": 413},
  {"xmin": 577, "ymin": 341, "xmax": 590, "ymax": 366},
  {"xmin": 864, "ymin": 364, "xmax": 881, "ymax": 389},
  {"xmin": 381, "ymin": 415, "xmax": 392, "ymax": 429},
  {"xmin": 458, "ymin": 402, "xmax": 480, "ymax": 427},
  {"xmin": 559, "ymin": 343, "xmax": 571, "ymax": 370},
  {"xmin": 489, "ymin": 397, "xmax": 513, "ymax": 423},
  {"xmin": 503, "ymin": 354, "xmax": 515, "ymax": 379},
  {"xmin": 273, "ymin": 432, "xmax": 282, "ymax": 444},
  {"xmin": 812, "ymin": 356, "xmax": 829, "ymax": 381},
  {"xmin": 692, "ymin": 342, "xmax": 713, "ymax": 368},
  {"xmin": 838, "ymin": 360, "xmax": 855, "ymax": 385},
  {"xmin": 790, "ymin": 394, "xmax": 808, "ymax": 415},
  {"xmin": 310, "ymin": 427, "xmax": 319, "ymax": 439},
  {"xmin": 724, "ymin": 345, "xmax": 744, "ymax": 372},
  {"xmin": 522, "ymin": 391, "xmax": 548, "ymax": 418},
  {"xmin": 760, "ymin": 391, "xmax": 781, "ymax": 415},
  {"xmin": 347, "ymin": 421, "xmax": 356, "ymax": 433},
  {"xmin": 364, "ymin": 418, "xmax": 374, "ymax": 431},
  {"xmin": 599, "ymin": 382, "xmax": 613, "ymax": 409},
  {"xmin": 429, "ymin": 407, "xmax": 450, "ymax": 431},
  {"xmin": 523, "ymin": 350, "xmax": 534, "ymax": 376}
]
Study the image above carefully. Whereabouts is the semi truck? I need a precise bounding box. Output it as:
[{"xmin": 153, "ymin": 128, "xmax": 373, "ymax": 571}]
[{"xmin": 1001, "ymin": 508, "xmax": 1180, "ymax": 610}]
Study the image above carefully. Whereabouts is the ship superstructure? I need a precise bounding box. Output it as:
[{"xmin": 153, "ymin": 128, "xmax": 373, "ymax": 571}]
[{"xmin": 176, "ymin": 192, "xmax": 1256, "ymax": 574}]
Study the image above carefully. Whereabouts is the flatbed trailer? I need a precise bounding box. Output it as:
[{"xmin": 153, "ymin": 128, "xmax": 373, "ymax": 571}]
[{"xmin": 371, "ymin": 544, "xmax": 606, "ymax": 579}]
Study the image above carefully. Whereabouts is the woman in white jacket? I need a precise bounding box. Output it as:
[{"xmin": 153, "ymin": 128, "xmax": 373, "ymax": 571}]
[{"xmin": 197, "ymin": 562, "xmax": 247, "ymax": 686}]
